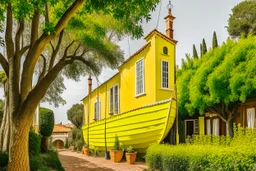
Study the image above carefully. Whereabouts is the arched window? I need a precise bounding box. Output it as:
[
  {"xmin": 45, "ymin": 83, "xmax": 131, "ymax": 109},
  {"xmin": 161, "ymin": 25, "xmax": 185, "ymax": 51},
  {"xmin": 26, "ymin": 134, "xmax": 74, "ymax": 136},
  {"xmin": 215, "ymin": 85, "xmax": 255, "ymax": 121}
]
[{"xmin": 163, "ymin": 47, "xmax": 168, "ymax": 55}]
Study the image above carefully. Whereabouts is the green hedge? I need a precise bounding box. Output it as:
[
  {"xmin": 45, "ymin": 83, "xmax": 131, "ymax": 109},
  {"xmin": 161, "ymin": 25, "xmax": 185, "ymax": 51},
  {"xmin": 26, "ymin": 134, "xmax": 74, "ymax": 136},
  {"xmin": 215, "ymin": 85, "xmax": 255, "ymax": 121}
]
[
  {"xmin": 29, "ymin": 130, "xmax": 41, "ymax": 156},
  {"xmin": 0, "ymin": 151, "xmax": 8, "ymax": 170},
  {"xmin": 146, "ymin": 124, "xmax": 256, "ymax": 171},
  {"xmin": 41, "ymin": 151, "xmax": 64, "ymax": 171}
]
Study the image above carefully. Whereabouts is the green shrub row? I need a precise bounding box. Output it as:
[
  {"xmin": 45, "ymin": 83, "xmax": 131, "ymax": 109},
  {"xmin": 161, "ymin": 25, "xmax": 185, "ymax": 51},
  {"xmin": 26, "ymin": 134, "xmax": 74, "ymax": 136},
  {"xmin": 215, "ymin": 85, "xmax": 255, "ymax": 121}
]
[{"xmin": 146, "ymin": 124, "xmax": 256, "ymax": 171}]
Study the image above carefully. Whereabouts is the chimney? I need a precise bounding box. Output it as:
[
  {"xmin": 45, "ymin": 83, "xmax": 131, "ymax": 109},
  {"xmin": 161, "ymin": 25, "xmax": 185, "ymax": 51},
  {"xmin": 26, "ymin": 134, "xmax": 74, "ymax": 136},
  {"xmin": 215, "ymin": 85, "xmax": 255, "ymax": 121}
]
[
  {"xmin": 88, "ymin": 75, "xmax": 92, "ymax": 94},
  {"xmin": 164, "ymin": 1, "xmax": 175, "ymax": 39}
]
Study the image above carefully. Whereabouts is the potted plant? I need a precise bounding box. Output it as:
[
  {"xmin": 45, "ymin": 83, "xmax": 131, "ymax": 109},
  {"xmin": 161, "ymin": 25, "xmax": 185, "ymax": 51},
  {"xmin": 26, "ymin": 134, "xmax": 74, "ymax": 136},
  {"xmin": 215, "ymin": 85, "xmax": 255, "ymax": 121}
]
[
  {"xmin": 83, "ymin": 144, "xmax": 89, "ymax": 156},
  {"xmin": 110, "ymin": 135, "xmax": 124, "ymax": 162},
  {"xmin": 125, "ymin": 146, "xmax": 137, "ymax": 164}
]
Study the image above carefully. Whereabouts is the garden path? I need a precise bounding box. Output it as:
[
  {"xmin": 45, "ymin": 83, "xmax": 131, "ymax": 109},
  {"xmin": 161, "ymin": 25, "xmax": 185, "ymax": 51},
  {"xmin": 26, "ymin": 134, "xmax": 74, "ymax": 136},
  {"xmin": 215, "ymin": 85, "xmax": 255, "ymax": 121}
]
[{"xmin": 58, "ymin": 150, "xmax": 148, "ymax": 171}]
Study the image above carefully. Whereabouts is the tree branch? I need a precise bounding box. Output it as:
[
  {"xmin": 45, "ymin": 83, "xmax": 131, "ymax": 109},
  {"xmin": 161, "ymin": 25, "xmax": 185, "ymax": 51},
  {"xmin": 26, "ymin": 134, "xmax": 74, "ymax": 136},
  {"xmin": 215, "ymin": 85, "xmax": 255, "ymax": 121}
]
[
  {"xmin": 45, "ymin": 4, "xmax": 49, "ymax": 23},
  {"xmin": 48, "ymin": 30, "xmax": 64, "ymax": 71},
  {"xmin": 30, "ymin": 10, "xmax": 40, "ymax": 46},
  {"xmin": 20, "ymin": 0, "xmax": 86, "ymax": 102},
  {"xmin": 38, "ymin": 55, "xmax": 47, "ymax": 82},
  {"xmin": 0, "ymin": 53, "xmax": 9, "ymax": 76},
  {"xmin": 15, "ymin": 21, "xmax": 24, "ymax": 52},
  {"xmin": 5, "ymin": 3, "xmax": 14, "ymax": 60}
]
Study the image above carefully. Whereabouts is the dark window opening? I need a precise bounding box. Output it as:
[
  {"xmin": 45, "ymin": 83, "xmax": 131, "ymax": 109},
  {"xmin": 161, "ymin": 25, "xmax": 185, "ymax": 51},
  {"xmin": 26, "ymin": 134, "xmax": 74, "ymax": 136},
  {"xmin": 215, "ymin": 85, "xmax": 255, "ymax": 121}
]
[{"xmin": 163, "ymin": 47, "xmax": 168, "ymax": 55}]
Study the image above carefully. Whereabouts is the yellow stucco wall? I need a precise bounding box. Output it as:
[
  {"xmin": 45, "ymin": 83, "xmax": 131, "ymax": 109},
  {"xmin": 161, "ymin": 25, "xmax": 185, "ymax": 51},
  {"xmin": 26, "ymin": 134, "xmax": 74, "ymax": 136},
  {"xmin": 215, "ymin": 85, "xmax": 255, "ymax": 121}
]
[
  {"xmin": 154, "ymin": 34, "xmax": 176, "ymax": 101},
  {"xmin": 83, "ymin": 31, "xmax": 176, "ymax": 124}
]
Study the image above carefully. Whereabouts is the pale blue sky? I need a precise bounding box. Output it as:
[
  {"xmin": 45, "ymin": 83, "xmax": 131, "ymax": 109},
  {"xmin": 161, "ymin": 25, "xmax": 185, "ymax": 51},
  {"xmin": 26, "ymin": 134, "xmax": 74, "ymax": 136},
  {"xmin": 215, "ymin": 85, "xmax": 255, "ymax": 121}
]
[{"xmin": 0, "ymin": 0, "xmax": 243, "ymax": 124}]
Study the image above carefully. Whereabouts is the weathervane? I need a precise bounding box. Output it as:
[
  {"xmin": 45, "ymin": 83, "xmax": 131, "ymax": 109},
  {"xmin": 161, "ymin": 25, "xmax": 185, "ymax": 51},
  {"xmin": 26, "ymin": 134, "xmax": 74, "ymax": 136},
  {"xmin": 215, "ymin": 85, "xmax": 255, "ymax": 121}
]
[{"xmin": 166, "ymin": 0, "xmax": 173, "ymax": 11}]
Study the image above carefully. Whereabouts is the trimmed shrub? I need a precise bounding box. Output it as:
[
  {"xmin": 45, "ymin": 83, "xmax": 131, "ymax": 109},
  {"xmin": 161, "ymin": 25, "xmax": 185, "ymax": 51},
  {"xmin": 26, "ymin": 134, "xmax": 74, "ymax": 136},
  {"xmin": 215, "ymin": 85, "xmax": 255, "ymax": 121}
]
[
  {"xmin": 39, "ymin": 108, "xmax": 54, "ymax": 137},
  {"xmin": 39, "ymin": 107, "xmax": 54, "ymax": 152},
  {"xmin": 146, "ymin": 124, "xmax": 256, "ymax": 171},
  {"xmin": 29, "ymin": 130, "xmax": 41, "ymax": 156},
  {"xmin": 0, "ymin": 151, "xmax": 8, "ymax": 169},
  {"xmin": 41, "ymin": 151, "xmax": 64, "ymax": 171}
]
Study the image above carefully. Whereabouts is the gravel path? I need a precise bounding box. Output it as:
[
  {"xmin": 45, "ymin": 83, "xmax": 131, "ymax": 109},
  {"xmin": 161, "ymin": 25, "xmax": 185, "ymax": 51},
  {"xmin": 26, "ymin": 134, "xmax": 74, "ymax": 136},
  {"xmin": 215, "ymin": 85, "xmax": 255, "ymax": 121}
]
[{"xmin": 58, "ymin": 150, "xmax": 148, "ymax": 171}]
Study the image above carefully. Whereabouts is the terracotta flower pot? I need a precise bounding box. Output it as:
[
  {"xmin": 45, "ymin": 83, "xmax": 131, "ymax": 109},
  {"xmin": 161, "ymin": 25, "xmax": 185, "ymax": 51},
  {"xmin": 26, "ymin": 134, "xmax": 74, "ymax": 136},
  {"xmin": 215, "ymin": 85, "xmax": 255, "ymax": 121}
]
[
  {"xmin": 126, "ymin": 152, "xmax": 137, "ymax": 164},
  {"xmin": 83, "ymin": 147, "xmax": 89, "ymax": 156},
  {"xmin": 110, "ymin": 150, "xmax": 124, "ymax": 162}
]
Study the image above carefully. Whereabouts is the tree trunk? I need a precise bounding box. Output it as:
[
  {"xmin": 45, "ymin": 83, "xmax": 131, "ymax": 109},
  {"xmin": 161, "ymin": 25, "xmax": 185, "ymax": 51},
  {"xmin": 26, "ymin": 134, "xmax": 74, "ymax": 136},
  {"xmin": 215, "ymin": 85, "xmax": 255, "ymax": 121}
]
[
  {"xmin": 0, "ymin": 82, "xmax": 11, "ymax": 152},
  {"xmin": 41, "ymin": 136, "xmax": 48, "ymax": 152},
  {"xmin": 226, "ymin": 119, "xmax": 233, "ymax": 137},
  {"xmin": 7, "ymin": 114, "xmax": 33, "ymax": 171}
]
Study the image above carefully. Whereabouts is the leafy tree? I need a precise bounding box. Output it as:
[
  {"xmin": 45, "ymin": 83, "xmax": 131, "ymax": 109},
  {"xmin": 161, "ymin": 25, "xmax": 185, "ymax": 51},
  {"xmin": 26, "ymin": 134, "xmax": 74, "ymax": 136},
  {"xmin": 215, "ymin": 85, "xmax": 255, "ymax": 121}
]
[
  {"xmin": 0, "ymin": 0, "xmax": 159, "ymax": 169},
  {"xmin": 39, "ymin": 108, "xmax": 54, "ymax": 152},
  {"xmin": 177, "ymin": 36, "xmax": 256, "ymax": 136},
  {"xmin": 227, "ymin": 0, "xmax": 256, "ymax": 39},
  {"xmin": 67, "ymin": 104, "xmax": 84, "ymax": 129},
  {"xmin": 192, "ymin": 44, "xmax": 198, "ymax": 58},
  {"xmin": 202, "ymin": 38, "xmax": 207, "ymax": 55},
  {"xmin": 212, "ymin": 31, "xmax": 218, "ymax": 49}
]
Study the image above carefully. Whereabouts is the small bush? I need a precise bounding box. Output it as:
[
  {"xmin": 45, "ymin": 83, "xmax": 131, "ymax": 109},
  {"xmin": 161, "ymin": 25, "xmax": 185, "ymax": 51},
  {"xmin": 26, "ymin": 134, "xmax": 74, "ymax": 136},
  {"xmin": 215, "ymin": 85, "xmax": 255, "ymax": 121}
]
[
  {"xmin": 64, "ymin": 138, "xmax": 69, "ymax": 149},
  {"xmin": 41, "ymin": 151, "xmax": 64, "ymax": 171},
  {"xmin": 30, "ymin": 155, "xmax": 43, "ymax": 171},
  {"xmin": 29, "ymin": 130, "xmax": 41, "ymax": 156},
  {"xmin": 76, "ymin": 139, "xmax": 83, "ymax": 151},
  {"xmin": 0, "ymin": 151, "xmax": 8, "ymax": 169}
]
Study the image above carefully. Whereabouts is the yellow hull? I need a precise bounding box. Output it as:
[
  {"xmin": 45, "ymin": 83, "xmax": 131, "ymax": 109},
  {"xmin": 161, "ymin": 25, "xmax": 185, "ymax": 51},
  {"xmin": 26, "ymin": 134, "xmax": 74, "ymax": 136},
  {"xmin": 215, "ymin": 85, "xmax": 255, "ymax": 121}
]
[{"xmin": 82, "ymin": 98, "xmax": 176, "ymax": 153}]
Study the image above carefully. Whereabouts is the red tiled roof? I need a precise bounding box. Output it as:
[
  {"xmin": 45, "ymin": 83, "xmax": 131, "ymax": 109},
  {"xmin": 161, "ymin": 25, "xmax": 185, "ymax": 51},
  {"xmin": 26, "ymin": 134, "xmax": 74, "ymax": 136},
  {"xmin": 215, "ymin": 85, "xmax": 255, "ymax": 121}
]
[
  {"xmin": 144, "ymin": 29, "xmax": 178, "ymax": 44},
  {"xmin": 53, "ymin": 125, "xmax": 71, "ymax": 133}
]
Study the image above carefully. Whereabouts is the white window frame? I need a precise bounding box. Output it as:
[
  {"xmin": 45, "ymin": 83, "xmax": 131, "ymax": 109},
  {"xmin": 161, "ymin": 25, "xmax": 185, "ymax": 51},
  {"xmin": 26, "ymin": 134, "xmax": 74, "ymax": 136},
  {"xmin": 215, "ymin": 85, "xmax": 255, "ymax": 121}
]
[
  {"xmin": 109, "ymin": 84, "xmax": 119, "ymax": 114},
  {"xmin": 247, "ymin": 108, "xmax": 255, "ymax": 129},
  {"xmin": 94, "ymin": 97, "xmax": 101, "ymax": 120},
  {"xmin": 135, "ymin": 58, "xmax": 145, "ymax": 96},
  {"xmin": 161, "ymin": 60, "xmax": 169, "ymax": 89}
]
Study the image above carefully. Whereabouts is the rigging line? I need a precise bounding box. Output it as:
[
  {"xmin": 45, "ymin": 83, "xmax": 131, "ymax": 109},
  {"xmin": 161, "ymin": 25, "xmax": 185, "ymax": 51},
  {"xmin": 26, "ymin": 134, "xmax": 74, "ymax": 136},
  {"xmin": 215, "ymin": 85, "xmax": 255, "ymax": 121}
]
[
  {"xmin": 156, "ymin": 0, "xmax": 163, "ymax": 29},
  {"xmin": 127, "ymin": 36, "xmax": 131, "ymax": 56}
]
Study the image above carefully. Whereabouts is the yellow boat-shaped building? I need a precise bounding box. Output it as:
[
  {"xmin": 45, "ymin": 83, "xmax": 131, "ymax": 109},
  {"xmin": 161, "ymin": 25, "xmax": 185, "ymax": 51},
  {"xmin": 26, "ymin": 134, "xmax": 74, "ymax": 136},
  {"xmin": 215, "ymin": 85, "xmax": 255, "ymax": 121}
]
[
  {"xmin": 83, "ymin": 98, "xmax": 176, "ymax": 153},
  {"xmin": 82, "ymin": 8, "xmax": 178, "ymax": 153}
]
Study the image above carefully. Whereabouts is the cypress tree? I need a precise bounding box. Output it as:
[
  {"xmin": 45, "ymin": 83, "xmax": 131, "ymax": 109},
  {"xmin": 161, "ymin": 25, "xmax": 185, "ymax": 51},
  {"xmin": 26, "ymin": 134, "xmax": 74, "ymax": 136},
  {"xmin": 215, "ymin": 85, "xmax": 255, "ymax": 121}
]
[
  {"xmin": 200, "ymin": 43, "xmax": 203, "ymax": 57},
  {"xmin": 192, "ymin": 44, "xmax": 199, "ymax": 58},
  {"xmin": 212, "ymin": 31, "xmax": 218, "ymax": 49},
  {"xmin": 202, "ymin": 39, "xmax": 207, "ymax": 55}
]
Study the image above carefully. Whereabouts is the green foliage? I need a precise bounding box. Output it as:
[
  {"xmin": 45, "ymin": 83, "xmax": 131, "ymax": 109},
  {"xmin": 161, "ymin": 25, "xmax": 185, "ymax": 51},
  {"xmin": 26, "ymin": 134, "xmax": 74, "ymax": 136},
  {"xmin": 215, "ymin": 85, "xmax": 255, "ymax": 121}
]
[
  {"xmin": 113, "ymin": 135, "xmax": 122, "ymax": 151},
  {"xmin": 146, "ymin": 124, "xmax": 256, "ymax": 171},
  {"xmin": 126, "ymin": 146, "xmax": 135, "ymax": 153},
  {"xmin": 0, "ymin": 71, "xmax": 6, "ymax": 83},
  {"xmin": 212, "ymin": 31, "xmax": 218, "ymax": 49},
  {"xmin": 76, "ymin": 139, "xmax": 83, "ymax": 151},
  {"xmin": 192, "ymin": 44, "xmax": 198, "ymax": 58},
  {"xmin": 64, "ymin": 138, "xmax": 69, "ymax": 149},
  {"xmin": 67, "ymin": 104, "xmax": 83, "ymax": 129},
  {"xmin": 39, "ymin": 108, "xmax": 54, "ymax": 137},
  {"xmin": 30, "ymin": 155, "xmax": 43, "ymax": 171},
  {"xmin": 202, "ymin": 38, "xmax": 207, "ymax": 55},
  {"xmin": 41, "ymin": 151, "xmax": 64, "ymax": 171},
  {"xmin": 177, "ymin": 36, "xmax": 256, "ymax": 117},
  {"xmin": 227, "ymin": 0, "xmax": 256, "ymax": 39},
  {"xmin": 29, "ymin": 130, "xmax": 41, "ymax": 157},
  {"xmin": 0, "ymin": 151, "xmax": 8, "ymax": 169}
]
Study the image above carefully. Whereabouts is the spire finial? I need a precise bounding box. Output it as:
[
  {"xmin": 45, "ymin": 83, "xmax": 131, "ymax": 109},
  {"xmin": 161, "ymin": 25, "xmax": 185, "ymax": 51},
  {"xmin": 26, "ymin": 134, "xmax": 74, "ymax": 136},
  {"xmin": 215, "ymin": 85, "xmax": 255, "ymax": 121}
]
[{"xmin": 167, "ymin": 0, "xmax": 173, "ymax": 13}]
